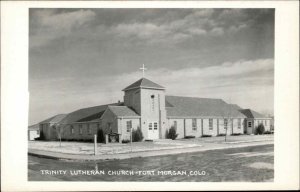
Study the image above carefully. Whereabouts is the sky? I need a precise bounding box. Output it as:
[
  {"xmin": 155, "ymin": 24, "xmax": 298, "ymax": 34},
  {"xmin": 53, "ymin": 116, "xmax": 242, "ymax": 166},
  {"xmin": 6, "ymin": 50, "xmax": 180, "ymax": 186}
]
[{"xmin": 29, "ymin": 8, "xmax": 274, "ymax": 125}]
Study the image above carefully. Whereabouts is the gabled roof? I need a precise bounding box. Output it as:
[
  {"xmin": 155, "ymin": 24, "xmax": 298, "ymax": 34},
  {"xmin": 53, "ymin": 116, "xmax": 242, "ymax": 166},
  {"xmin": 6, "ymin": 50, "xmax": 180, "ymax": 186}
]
[
  {"xmin": 107, "ymin": 106, "xmax": 140, "ymax": 118},
  {"xmin": 39, "ymin": 114, "xmax": 67, "ymax": 124},
  {"xmin": 28, "ymin": 124, "xmax": 39, "ymax": 130},
  {"xmin": 165, "ymin": 96, "xmax": 246, "ymax": 118},
  {"xmin": 60, "ymin": 103, "xmax": 123, "ymax": 124},
  {"xmin": 122, "ymin": 78, "xmax": 165, "ymax": 91},
  {"xmin": 239, "ymin": 109, "xmax": 267, "ymax": 118}
]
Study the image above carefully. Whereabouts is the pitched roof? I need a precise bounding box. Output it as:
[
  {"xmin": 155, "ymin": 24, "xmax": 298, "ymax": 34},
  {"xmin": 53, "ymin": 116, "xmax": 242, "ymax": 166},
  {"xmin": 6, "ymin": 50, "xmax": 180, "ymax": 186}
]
[
  {"xmin": 39, "ymin": 114, "xmax": 67, "ymax": 124},
  {"xmin": 239, "ymin": 109, "xmax": 267, "ymax": 118},
  {"xmin": 28, "ymin": 124, "xmax": 39, "ymax": 130},
  {"xmin": 228, "ymin": 104, "xmax": 242, "ymax": 110},
  {"xmin": 60, "ymin": 103, "xmax": 122, "ymax": 124},
  {"xmin": 165, "ymin": 96, "xmax": 246, "ymax": 118},
  {"xmin": 122, "ymin": 78, "xmax": 165, "ymax": 91},
  {"xmin": 107, "ymin": 106, "xmax": 140, "ymax": 117}
]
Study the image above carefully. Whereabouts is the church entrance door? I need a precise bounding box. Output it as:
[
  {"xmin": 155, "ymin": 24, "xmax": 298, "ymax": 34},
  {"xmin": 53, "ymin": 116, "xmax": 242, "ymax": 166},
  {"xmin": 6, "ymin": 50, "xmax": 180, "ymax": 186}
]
[{"xmin": 148, "ymin": 122, "xmax": 159, "ymax": 140}]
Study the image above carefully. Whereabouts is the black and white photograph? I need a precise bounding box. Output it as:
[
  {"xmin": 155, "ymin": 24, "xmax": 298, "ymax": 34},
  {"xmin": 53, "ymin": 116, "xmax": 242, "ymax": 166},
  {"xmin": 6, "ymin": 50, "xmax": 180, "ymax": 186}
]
[
  {"xmin": 28, "ymin": 8, "xmax": 275, "ymax": 182},
  {"xmin": 1, "ymin": 1, "xmax": 299, "ymax": 191}
]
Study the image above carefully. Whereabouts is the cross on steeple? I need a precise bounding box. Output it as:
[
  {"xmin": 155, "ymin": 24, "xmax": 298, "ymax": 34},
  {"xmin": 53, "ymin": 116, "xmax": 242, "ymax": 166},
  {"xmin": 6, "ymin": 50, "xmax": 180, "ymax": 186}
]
[{"xmin": 139, "ymin": 64, "xmax": 147, "ymax": 77}]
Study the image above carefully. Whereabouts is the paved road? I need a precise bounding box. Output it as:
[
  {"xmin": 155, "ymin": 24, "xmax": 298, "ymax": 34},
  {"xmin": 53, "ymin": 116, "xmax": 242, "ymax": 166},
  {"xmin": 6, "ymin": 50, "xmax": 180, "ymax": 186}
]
[{"xmin": 28, "ymin": 144, "xmax": 273, "ymax": 182}]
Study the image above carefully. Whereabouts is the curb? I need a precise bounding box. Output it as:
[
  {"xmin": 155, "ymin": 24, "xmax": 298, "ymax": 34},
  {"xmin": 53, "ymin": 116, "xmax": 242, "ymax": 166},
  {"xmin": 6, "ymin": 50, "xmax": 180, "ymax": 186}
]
[{"xmin": 28, "ymin": 142, "xmax": 274, "ymax": 162}]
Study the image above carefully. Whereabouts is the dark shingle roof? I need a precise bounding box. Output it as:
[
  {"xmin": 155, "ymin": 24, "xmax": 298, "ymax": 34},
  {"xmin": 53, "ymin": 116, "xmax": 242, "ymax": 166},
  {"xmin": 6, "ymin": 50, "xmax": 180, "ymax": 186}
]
[
  {"xmin": 107, "ymin": 106, "xmax": 140, "ymax": 117},
  {"xmin": 239, "ymin": 109, "xmax": 266, "ymax": 118},
  {"xmin": 122, "ymin": 78, "xmax": 165, "ymax": 91},
  {"xmin": 60, "ymin": 103, "xmax": 122, "ymax": 124},
  {"xmin": 228, "ymin": 104, "xmax": 242, "ymax": 110},
  {"xmin": 165, "ymin": 96, "xmax": 245, "ymax": 118},
  {"xmin": 39, "ymin": 114, "xmax": 67, "ymax": 124}
]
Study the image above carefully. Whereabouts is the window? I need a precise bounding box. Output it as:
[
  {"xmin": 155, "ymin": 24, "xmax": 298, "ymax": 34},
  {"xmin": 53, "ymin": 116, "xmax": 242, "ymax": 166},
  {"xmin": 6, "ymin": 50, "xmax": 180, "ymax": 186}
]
[
  {"xmin": 201, "ymin": 119, "xmax": 203, "ymax": 129},
  {"xmin": 265, "ymin": 120, "xmax": 268, "ymax": 126},
  {"xmin": 238, "ymin": 119, "xmax": 241, "ymax": 129},
  {"xmin": 209, "ymin": 119, "xmax": 213, "ymax": 130},
  {"xmin": 151, "ymin": 95, "xmax": 155, "ymax": 112},
  {"xmin": 224, "ymin": 119, "xmax": 228, "ymax": 129},
  {"xmin": 79, "ymin": 125, "xmax": 83, "ymax": 134},
  {"xmin": 149, "ymin": 123, "xmax": 153, "ymax": 130},
  {"xmin": 87, "ymin": 124, "xmax": 91, "ymax": 134},
  {"xmin": 127, "ymin": 121, "xmax": 132, "ymax": 132},
  {"xmin": 192, "ymin": 119, "xmax": 197, "ymax": 131},
  {"xmin": 97, "ymin": 122, "xmax": 102, "ymax": 130},
  {"xmin": 154, "ymin": 122, "xmax": 158, "ymax": 130},
  {"xmin": 71, "ymin": 126, "xmax": 74, "ymax": 134},
  {"xmin": 173, "ymin": 121, "xmax": 177, "ymax": 130},
  {"xmin": 248, "ymin": 121, "xmax": 252, "ymax": 127}
]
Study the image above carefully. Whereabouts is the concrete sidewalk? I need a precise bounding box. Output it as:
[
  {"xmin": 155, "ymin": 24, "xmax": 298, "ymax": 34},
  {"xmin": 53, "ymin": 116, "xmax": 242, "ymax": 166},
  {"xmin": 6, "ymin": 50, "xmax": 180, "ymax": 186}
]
[{"xmin": 28, "ymin": 140, "xmax": 274, "ymax": 161}]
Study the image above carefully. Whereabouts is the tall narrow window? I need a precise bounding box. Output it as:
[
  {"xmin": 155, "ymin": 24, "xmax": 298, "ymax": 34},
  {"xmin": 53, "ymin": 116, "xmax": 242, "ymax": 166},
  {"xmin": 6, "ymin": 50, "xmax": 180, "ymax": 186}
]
[
  {"xmin": 71, "ymin": 125, "xmax": 74, "ymax": 134},
  {"xmin": 151, "ymin": 95, "xmax": 155, "ymax": 112},
  {"xmin": 79, "ymin": 124, "xmax": 83, "ymax": 135},
  {"xmin": 224, "ymin": 119, "xmax": 228, "ymax": 129},
  {"xmin": 154, "ymin": 122, "xmax": 158, "ymax": 130},
  {"xmin": 209, "ymin": 119, "xmax": 213, "ymax": 130},
  {"xmin": 238, "ymin": 119, "xmax": 241, "ymax": 129},
  {"xmin": 149, "ymin": 123, "xmax": 153, "ymax": 130},
  {"xmin": 173, "ymin": 121, "xmax": 177, "ymax": 130},
  {"xmin": 192, "ymin": 119, "xmax": 197, "ymax": 131},
  {"xmin": 201, "ymin": 119, "xmax": 203, "ymax": 129},
  {"xmin": 127, "ymin": 120, "xmax": 132, "ymax": 132},
  {"xmin": 87, "ymin": 124, "xmax": 91, "ymax": 134}
]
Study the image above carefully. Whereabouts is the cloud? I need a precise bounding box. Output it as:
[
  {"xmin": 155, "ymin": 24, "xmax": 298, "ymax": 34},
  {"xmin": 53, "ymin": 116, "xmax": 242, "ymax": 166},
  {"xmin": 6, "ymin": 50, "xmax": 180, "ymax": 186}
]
[
  {"xmin": 107, "ymin": 9, "xmax": 256, "ymax": 45},
  {"xmin": 29, "ymin": 58, "xmax": 274, "ymax": 124},
  {"xmin": 30, "ymin": 9, "xmax": 96, "ymax": 48}
]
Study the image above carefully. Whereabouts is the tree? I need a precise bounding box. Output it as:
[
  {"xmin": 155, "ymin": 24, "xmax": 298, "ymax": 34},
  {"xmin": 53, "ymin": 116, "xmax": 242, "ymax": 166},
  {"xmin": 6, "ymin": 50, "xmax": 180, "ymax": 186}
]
[{"xmin": 52, "ymin": 123, "xmax": 66, "ymax": 147}]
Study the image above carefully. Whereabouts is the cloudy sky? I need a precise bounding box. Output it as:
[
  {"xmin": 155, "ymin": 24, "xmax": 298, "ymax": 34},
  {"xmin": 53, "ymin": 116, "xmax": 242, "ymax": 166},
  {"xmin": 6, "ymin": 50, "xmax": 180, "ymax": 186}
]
[{"xmin": 29, "ymin": 8, "xmax": 274, "ymax": 125}]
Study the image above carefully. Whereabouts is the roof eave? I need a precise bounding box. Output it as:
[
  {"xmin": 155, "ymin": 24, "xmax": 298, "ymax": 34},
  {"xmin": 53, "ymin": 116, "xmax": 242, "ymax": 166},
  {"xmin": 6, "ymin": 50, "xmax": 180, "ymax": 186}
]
[{"xmin": 123, "ymin": 86, "xmax": 165, "ymax": 92}]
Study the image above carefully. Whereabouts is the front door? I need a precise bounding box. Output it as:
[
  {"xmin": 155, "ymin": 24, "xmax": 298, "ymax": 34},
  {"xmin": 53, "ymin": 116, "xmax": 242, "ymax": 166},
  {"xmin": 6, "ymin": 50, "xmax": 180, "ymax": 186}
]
[
  {"xmin": 148, "ymin": 122, "xmax": 159, "ymax": 140},
  {"xmin": 247, "ymin": 120, "xmax": 253, "ymax": 134}
]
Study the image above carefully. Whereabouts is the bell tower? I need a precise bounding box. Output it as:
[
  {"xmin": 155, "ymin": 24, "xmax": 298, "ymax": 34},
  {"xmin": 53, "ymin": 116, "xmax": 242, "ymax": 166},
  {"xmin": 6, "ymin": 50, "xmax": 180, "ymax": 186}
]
[{"xmin": 122, "ymin": 76, "xmax": 167, "ymax": 140}]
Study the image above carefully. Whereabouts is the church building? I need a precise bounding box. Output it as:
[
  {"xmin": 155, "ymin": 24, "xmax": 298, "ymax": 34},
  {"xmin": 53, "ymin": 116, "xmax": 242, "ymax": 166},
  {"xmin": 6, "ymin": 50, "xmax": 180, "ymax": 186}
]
[{"xmin": 37, "ymin": 77, "xmax": 272, "ymax": 142}]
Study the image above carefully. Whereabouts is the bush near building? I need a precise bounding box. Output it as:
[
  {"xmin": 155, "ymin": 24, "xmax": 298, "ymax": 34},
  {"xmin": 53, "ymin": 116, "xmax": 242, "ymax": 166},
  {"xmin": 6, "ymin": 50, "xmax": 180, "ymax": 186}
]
[
  {"xmin": 255, "ymin": 123, "xmax": 265, "ymax": 135},
  {"xmin": 132, "ymin": 127, "xmax": 144, "ymax": 142},
  {"xmin": 166, "ymin": 126, "xmax": 178, "ymax": 140}
]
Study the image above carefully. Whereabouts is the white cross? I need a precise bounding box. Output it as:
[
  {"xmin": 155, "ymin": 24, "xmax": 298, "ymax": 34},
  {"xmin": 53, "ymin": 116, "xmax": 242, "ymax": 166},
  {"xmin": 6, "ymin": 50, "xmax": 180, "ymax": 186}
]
[{"xmin": 139, "ymin": 64, "xmax": 147, "ymax": 77}]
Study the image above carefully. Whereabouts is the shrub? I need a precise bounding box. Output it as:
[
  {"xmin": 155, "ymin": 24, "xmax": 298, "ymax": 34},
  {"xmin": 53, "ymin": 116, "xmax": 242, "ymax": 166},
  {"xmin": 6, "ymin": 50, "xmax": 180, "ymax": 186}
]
[
  {"xmin": 217, "ymin": 133, "xmax": 226, "ymax": 137},
  {"xmin": 184, "ymin": 135, "xmax": 195, "ymax": 139},
  {"xmin": 166, "ymin": 126, "xmax": 178, "ymax": 140},
  {"xmin": 231, "ymin": 133, "xmax": 242, "ymax": 136},
  {"xmin": 132, "ymin": 127, "xmax": 144, "ymax": 142},
  {"xmin": 264, "ymin": 131, "xmax": 272, "ymax": 134},
  {"xmin": 97, "ymin": 129, "xmax": 105, "ymax": 143},
  {"xmin": 255, "ymin": 123, "xmax": 265, "ymax": 135},
  {"xmin": 122, "ymin": 139, "xmax": 130, "ymax": 143},
  {"xmin": 201, "ymin": 134, "xmax": 212, "ymax": 137}
]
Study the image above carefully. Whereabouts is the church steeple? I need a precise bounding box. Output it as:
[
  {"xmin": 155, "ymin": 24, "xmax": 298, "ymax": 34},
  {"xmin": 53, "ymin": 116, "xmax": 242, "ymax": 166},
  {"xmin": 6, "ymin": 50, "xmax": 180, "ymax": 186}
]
[
  {"xmin": 122, "ymin": 76, "xmax": 167, "ymax": 140},
  {"xmin": 122, "ymin": 77, "xmax": 165, "ymax": 92}
]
